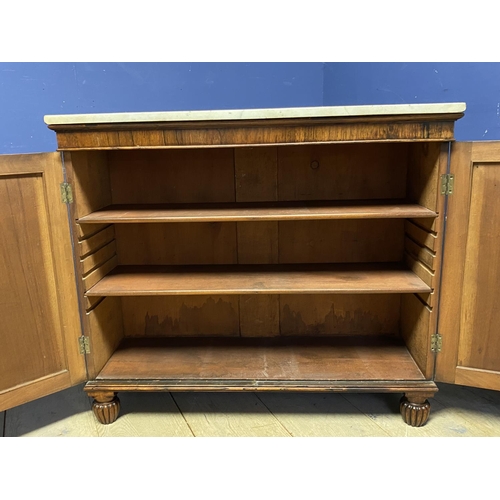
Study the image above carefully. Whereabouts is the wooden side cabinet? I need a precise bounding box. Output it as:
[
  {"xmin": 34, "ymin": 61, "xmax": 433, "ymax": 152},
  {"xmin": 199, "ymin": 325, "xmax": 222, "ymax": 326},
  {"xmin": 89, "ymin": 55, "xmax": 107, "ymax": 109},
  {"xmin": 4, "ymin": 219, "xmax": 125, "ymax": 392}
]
[{"xmin": 1, "ymin": 103, "xmax": 499, "ymax": 428}]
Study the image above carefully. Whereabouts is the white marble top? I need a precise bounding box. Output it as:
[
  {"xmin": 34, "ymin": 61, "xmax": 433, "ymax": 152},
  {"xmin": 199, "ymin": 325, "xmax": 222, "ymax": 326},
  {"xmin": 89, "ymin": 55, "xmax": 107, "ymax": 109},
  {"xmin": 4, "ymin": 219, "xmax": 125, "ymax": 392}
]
[{"xmin": 44, "ymin": 103, "xmax": 466, "ymax": 125}]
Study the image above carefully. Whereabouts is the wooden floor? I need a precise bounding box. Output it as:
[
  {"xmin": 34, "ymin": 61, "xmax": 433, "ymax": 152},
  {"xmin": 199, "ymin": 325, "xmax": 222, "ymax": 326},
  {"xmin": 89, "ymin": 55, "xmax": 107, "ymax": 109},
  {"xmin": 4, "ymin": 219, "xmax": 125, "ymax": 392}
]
[{"xmin": 2, "ymin": 383, "xmax": 500, "ymax": 437}]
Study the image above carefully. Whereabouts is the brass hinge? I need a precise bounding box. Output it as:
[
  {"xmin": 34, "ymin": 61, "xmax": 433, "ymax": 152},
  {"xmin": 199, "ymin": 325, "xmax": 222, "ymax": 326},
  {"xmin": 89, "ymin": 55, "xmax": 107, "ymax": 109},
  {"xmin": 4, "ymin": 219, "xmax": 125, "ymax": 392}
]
[
  {"xmin": 60, "ymin": 182, "xmax": 73, "ymax": 204},
  {"xmin": 431, "ymin": 333, "xmax": 442, "ymax": 353},
  {"xmin": 440, "ymin": 174, "xmax": 454, "ymax": 195},
  {"xmin": 78, "ymin": 336, "xmax": 90, "ymax": 355}
]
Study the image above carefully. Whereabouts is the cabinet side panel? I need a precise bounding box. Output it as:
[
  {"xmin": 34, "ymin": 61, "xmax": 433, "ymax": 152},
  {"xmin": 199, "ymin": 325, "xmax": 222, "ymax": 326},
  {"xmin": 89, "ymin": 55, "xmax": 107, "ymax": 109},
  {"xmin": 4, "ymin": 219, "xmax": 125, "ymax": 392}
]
[
  {"xmin": 400, "ymin": 294, "xmax": 433, "ymax": 378},
  {"xmin": 406, "ymin": 143, "xmax": 442, "ymax": 211},
  {"xmin": 70, "ymin": 151, "xmax": 111, "ymax": 218},
  {"xmin": 87, "ymin": 297, "xmax": 124, "ymax": 379},
  {"xmin": 402, "ymin": 144, "xmax": 448, "ymax": 379}
]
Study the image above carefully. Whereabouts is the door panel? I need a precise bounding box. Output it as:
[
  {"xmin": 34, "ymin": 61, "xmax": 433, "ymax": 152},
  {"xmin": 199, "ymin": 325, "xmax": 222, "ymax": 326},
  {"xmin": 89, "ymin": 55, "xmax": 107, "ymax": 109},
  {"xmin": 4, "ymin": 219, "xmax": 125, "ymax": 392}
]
[
  {"xmin": 0, "ymin": 153, "xmax": 86, "ymax": 411},
  {"xmin": 436, "ymin": 142, "xmax": 500, "ymax": 391}
]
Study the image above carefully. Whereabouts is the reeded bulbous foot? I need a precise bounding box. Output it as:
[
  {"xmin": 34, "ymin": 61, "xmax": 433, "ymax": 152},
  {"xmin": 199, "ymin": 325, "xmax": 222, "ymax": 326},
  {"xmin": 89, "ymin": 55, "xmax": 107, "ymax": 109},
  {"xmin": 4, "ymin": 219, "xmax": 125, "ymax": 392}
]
[
  {"xmin": 92, "ymin": 394, "xmax": 120, "ymax": 425},
  {"xmin": 400, "ymin": 395, "xmax": 431, "ymax": 427}
]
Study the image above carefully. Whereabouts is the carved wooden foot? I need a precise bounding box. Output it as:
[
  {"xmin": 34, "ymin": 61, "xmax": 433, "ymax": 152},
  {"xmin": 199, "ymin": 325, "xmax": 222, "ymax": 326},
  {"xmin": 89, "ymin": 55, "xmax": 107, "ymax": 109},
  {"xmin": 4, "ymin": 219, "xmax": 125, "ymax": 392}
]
[
  {"xmin": 91, "ymin": 392, "xmax": 120, "ymax": 425},
  {"xmin": 400, "ymin": 394, "xmax": 431, "ymax": 427}
]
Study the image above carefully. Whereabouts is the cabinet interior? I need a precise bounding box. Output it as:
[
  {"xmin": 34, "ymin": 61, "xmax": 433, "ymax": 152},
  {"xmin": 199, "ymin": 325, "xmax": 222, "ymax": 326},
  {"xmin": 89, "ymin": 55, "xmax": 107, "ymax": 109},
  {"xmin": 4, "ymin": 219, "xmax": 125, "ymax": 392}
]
[{"xmin": 68, "ymin": 141, "xmax": 443, "ymax": 384}]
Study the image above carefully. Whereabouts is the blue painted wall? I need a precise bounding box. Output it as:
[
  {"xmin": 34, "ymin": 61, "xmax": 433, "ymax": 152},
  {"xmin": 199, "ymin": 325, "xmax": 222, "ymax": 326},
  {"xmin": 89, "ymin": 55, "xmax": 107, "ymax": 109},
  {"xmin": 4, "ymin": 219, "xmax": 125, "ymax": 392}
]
[
  {"xmin": 324, "ymin": 63, "xmax": 500, "ymax": 142},
  {"xmin": 1, "ymin": 62, "xmax": 499, "ymax": 153},
  {"xmin": 0, "ymin": 63, "xmax": 323, "ymax": 154}
]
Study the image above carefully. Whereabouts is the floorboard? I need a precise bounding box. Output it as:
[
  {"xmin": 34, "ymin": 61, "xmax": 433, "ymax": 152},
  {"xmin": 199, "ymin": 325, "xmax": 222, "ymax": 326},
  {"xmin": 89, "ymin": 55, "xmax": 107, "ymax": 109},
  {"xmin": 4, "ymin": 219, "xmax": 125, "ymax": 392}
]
[
  {"xmin": 96, "ymin": 392, "xmax": 194, "ymax": 437},
  {"xmin": 3, "ymin": 383, "xmax": 500, "ymax": 437},
  {"xmin": 171, "ymin": 392, "xmax": 291, "ymax": 437},
  {"xmin": 4, "ymin": 384, "xmax": 98, "ymax": 437},
  {"xmin": 256, "ymin": 392, "xmax": 390, "ymax": 437}
]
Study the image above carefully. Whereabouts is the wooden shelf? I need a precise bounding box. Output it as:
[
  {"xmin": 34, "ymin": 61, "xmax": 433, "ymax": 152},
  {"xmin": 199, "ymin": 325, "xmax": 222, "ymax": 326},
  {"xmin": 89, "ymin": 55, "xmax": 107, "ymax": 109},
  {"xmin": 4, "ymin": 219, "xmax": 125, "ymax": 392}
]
[
  {"xmin": 85, "ymin": 263, "xmax": 432, "ymax": 296},
  {"xmin": 86, "ymin": 336, "xmax": 435, "ymax": 392},
  {"xmin": 77, "ymin": 201, "xmax": 437, "ymax": 224}
]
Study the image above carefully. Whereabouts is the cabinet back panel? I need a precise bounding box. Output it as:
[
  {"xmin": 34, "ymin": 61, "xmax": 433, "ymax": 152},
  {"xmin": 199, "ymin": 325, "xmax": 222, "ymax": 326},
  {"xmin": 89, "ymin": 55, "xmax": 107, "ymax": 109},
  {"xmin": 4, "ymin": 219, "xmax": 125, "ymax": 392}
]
[
  {"xmin": 120, "ymin": 294, "xmax": 399, "ymax": 339},
  {"xmin": 277, "ymin": 143, "xmax": 408, "ymax": 201},
  {"xmin": 115, "ymin": 220, "xmax": 403, "ymax": 266},
  {"xmin": 121, "ymin": 296, "xmax": 240, "ymax": 337},
  {"xmin": 115, "ymin": 223, "xmax": 237, "ymax": 265},
  {"xmin": 108, "ymin": 149, "xmax": 235, "ymax": 204},
  {"xmin": 279, "ymin": 294, "xmax": 400, "ymax": 336},
  {"xmin": 234, "ymin": 147, "xmax": 278, "ymax": 202},
  {"xmin": 237, "ymin": 221, "xmax": 279, "ymax": 264},
  {"xmin": 279, "ymin": 219, "xmax": 404, "ymax": 263}
]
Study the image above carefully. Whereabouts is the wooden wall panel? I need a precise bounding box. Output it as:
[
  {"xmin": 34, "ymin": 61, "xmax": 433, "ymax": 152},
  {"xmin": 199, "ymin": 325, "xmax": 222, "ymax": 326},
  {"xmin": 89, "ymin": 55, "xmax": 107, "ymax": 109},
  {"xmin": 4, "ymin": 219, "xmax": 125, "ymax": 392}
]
[
  {"xmin": 400, "ymin": 294, "xmax": 433, "ymax": 378},
  {"xmin": 0, "ymin": 153, "xmax": 85, "ymax": 410},
  {"xmin": 87, "ymin": 297, "xmax": 124, "ymax": 379},
  {"xmin": 121, "ymin": 296, "xmax": 239, "ymax": 337},
  {"xmin": 108, "ymin": 149, "xmax": 235, "ymax": 204},
  {"xmin": 279, "ymin": 220, "xmax": 404, "ymax": 263},
  {"xmin": 404, "ymin": 220, "xmax": 437, "ymax": 252},
  {"xmin": 457, "ymin": 161, "xmax": 500, "ymax": 373},
  {"xmin": 279, "ymin": 295, "xmax": 400, "ymax": 336},
  {"xmin": 82, "ymin": 255, "xmax": 118, "ymax": 292},
  {"xmin": 0, "ymin": 173, "xmax": 66, "ymax": 391},
  {"xmin": 68, "ymin": 151, "xmax": 111, "ymax": 218},
  {"xmin": 114, "ymin": 223, "xmax": 237, "ymax": 265},
  {"xmin": 78, "ymin": 225, "xmax": 115, "ymax": 258},
  {"xmin": 81, "ymin": 240, "xmax": 117, "ymax": 275},
  {"xmin": 404, "ymin": 254, "xmax": 434, "ymax": 289},
  {"xmin": 406, "ymin": 143, "xmax": 446, "ymax": 211},
  {"xmin": 437, "ymin": 141, "xmax": 500, "ymax": 390},
  {"xmin": 237, "ymin": 222, "xmax": 279, "ymax": 264},
  {"xmin": 235, "ymin": 147, "xmax": 279, "ymax": 266},
  {"xmin": 234, "ymin": 147, "xmax": 277, "ymax": 202},
  {"xmin": 277, "ymin": 143, "xmax": 408, "ymax": 201},
  {"xmin": 77, "ymin": 222, "xmax": 111, "ymax": 240},
  {"xmin": 404, "ymin": 237, "xmax": 436, "ymax": 271},
  {"xmin": 239, "ymin": 296, "xmax": 280, "ymax": 337}
]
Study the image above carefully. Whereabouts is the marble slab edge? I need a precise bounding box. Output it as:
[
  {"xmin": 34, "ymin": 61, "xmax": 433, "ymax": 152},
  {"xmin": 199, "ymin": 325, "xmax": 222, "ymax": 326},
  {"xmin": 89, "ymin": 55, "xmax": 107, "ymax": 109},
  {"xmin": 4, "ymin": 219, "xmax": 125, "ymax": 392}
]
[{"xmin": 44, "ymin": 103, "xmax": 467, "ymax": 126}]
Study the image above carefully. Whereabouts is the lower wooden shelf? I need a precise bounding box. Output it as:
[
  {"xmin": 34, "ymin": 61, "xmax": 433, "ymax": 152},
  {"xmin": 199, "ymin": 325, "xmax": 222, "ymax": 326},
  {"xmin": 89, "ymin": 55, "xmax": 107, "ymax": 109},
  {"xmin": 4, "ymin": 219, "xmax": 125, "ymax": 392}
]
[
  {"xmin": 85, "ymin": 336, "xmax": 437, "ymax": 393},
  {"xmin": 85, "ymin": 263, "xmax": 431, "ymax": 296}
]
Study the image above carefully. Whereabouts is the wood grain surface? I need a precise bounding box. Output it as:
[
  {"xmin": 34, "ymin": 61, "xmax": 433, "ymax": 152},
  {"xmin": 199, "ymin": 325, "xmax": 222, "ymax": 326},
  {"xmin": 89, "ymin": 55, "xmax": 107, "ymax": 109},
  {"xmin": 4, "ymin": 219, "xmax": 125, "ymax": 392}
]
[
  {"xmin": 85, "ymin": 263, "xmax": 432, "ymax": 296},
  {"xmin": 94, "ymin": 336, "xmax": 427, "ymax": 383},
  {"xmin": 78, "ymin": 201, "xmax": 437, "ymax": 223}
]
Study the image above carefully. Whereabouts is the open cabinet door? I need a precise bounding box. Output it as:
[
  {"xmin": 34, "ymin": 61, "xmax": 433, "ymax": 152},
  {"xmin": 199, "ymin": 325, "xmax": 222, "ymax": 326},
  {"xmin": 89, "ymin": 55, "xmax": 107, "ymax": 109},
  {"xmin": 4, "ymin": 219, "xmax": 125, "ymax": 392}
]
[
  {"xmin": 0, "ymin": 153, "xmax": 86, "ymax": 412},
  {"xmin": 436, "ymin": 142, "xmax": 500, "ymax": 391}
]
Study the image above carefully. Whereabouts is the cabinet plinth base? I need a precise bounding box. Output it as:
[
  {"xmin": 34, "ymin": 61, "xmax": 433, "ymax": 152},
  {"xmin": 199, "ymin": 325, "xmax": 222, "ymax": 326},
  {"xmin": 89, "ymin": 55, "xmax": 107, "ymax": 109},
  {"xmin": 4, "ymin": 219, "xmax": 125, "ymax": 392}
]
[
  {"xmin": 90, "ymin": 392, "xmax": 120, "ymax": 425},
  {"xmin": 400, "ymin": 394, "xmax": 431, "ymax": 427}
]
